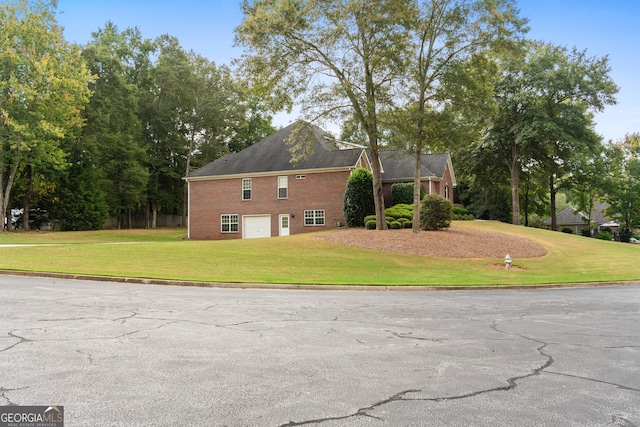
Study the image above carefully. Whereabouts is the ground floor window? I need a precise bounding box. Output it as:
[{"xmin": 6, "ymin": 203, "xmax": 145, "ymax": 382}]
[
  {"xmin": 221, "ymin": 214, "xmax": 239, "ymax": 232},
  {"xmin": 304, "ymin": 210, "xmax": 325, "ymax": 226}
]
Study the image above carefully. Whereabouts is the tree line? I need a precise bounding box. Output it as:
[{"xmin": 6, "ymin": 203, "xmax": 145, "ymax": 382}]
[
  {"xmin": 1, "ymin": 0, "xmax": 274, "ymax": 231},
  {"xmin": 236, "ymin": 0, "xmax": 637, "ymax": 236},
  {"xmin": 2, "ymin": 0, "xmax": 637, "ymax": 236}
]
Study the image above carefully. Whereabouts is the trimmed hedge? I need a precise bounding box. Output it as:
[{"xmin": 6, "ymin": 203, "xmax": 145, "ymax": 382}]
[
  {"xmin": 391, "ymin": 182, "xmax": 425, "ymax": 206},
  {"xmin": 343, "ymin": 168, "xmax": 375, "ymax": 227}
]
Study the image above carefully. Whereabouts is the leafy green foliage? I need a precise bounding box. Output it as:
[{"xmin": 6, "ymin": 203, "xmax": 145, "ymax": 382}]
[
  {"xmin": 452, "ymin": 206, "xmax": 474, "ymax": 220},
  {"xmin": 602, "ymin": 134, "xmax": 640, "ymax": 232},
  {"xmin": 475, "ymin": 41, "xmax": 617, "ymax": 225},
  {"xmin": 391, "ymin": 183, "xmax": 425, "ymax": 206},
  {"xmin": 343, "ymin": 168, "xmax": 375, "ymax": 227},
  {"xmin": 384, "ymin": 204, "xmax": 413, "ymax": 221},
  {"xmin": 0, "ymin": 0, "xmax": 92, "ymax": 228},
  {"xmin": 51, "ymin": 165, "xmax": 108, "ymax": 231},
  {"xmin": 595, "ymin": 231, "xmax": 613, "ymax": 241},
  {"xmin": 420, "ymin": 195, "xmax": 452, "ymax": 230}
]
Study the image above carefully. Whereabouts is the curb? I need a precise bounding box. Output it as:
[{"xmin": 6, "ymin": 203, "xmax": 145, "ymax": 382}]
[{"xmin": 1, "ymin": 270, "xmax": 638, "ymax": 292}]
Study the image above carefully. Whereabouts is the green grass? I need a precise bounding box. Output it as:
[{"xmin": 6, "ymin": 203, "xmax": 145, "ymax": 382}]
[{"xmin": 0, "ymin": 222, "xmax": 638, "ymax": 286}]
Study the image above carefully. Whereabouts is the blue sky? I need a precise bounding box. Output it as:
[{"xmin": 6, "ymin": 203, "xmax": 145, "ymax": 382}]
[{"xmin": 55, "ymin": 0, "xmax": 639, "ymax": 143}]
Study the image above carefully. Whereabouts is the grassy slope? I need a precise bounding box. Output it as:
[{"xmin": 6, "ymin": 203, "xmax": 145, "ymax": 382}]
[{"xmin": 0, "ymin": 222, "xmax": 637, "ymax": 286}]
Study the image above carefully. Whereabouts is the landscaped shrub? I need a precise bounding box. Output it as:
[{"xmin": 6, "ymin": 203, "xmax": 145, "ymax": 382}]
[
  {"xmin": 452, "ymin": 206, "xmax": 474, "ymax": 220},
  {"xmin": 403, "ymin": 220, "xmax": 412, "ymax": 228},
  {"xmin": 561, "ymin": 227, "xmax": 573, "ymax": 234},
  {"xmin": 391, "ymin": 183, "xmax": 425, "ymax": 206},
  {"xmin": 420, "ymin": 194, "xmax": 452, "ymax": 231},
  {"xmin": 619, "ymin": 227, "xmax": 632, "ymax": 243},
  {"xmin": 365, "ymin": 219, "xmax": 377, "ymax": 230},
  {"xmin": 364, "ymin": 215, "xmax": 377, "ymax": 224},
  {"xmin": 595, "ymin": 231, "xmax": 613, "ymax": 241},
  {"xmin": 581, "ymin": 229, "xmax": 592, "ymax": 237},
  {"xmin": 343, "ymin": 168, "xmax": 375, "ymax": 227},
  {"xmin": 385, "ymin": 204, "xmax": 413, "ymax": 221},
  {"xmin": 390, "ymin": 221, "xmax": 402, "ymax": 229}
]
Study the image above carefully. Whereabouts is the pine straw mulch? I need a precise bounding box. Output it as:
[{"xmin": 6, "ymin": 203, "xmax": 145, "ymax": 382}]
[{"xmin": 316, "ymin": 226, "xmax": 547, "ymax": 259}]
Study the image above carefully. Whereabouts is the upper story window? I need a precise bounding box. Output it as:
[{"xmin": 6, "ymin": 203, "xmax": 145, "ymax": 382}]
[
  {"xmin": 242, "ymin": 178, "xmax": 252, "ymax": 200},
  {"xmin": 304, "ymin": 210, "xmax": 325, "ymax": 226},
  {"xmin": 277, "ymin": 176, "xmax": 288, "ymax": 199}
]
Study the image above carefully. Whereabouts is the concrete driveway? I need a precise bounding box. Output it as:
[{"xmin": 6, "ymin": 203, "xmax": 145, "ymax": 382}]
[{"xmin": 1, "ymin": 276, "xmax": 638, "ymax": 426}]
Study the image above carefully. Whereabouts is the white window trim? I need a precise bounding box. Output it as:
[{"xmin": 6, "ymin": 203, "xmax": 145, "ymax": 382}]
[
  {"xmin": 304, "ymin": 209, "xmax": 325, "ymax": 226},
  {"xmin": 242, "ymin": 178, "xmax": 252, "ymax": 201},
  {"xmin": 277, "ymin": 176, "xmax": 288, "ymax": 199},
  {"xmin": 221, "ymin": 214, "xmax": 239, "ymax": 233}
]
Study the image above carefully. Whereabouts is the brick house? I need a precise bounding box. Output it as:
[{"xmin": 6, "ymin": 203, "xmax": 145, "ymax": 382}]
[
  {"xmin": 185, "ymin": 122, "xmax": 456, "ymax": 240},
  {"xmin": 378, "ymin": 150, "xmax": 456, "ymax": 208}
]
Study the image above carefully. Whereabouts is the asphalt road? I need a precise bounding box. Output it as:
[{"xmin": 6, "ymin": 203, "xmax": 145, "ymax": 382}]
[{"xmin": 1, "ymin": 275, "xmax": 638, "ymax": 426}]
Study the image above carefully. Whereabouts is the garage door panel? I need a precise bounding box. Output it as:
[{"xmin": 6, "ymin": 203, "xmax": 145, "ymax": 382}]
[{"xmin": 243, "ymin": 215, "xmax": 271, "ymax": 239}]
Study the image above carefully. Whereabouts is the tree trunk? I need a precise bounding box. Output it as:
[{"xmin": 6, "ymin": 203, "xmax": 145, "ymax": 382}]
[
  {"xmin": 0, "ymin": 157, "xmax": 21, "ymax": 232},
  {"xmin": 523, "ymin": 169, "xmax": 530, "ymax": 227},
  {"xmin": 183, "ymin": 132, "xmax": 195, "ymax": 228},
  {"xmin": 549, "ymin": 175, "xmax": 557, "ymax": 231},
  {"xmin": 367, "ymin": 146, "xmax": 387, "ymax": 230},
  {"xmin": 509, "ymin": 159, "xmax": 520, "ymax": 225},
  {"xmin": 412, "ymin": 147, "xmax": 422, "ymax": 233},
  {"xmin": 23, "ymin": 165, "xmax": 32, "ymax": 231}
]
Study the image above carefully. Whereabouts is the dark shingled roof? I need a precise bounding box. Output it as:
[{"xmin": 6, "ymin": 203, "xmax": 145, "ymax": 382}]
[
  {"xmin": 379, "ymin": 151, "xmax": 450, "ymax": 181},
  {"xmin": 187, "ymin": 122, "xmax": 364, "ymax": 178}
]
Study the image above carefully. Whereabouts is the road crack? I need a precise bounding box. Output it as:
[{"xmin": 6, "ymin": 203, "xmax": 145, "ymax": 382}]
[
  {"xmin": 546, "ymin": 371, "xmax": 640, "ymax": 392},
  {"xmin": 279, "ymin": 389, "xmax": 421, "ymax": 426}
]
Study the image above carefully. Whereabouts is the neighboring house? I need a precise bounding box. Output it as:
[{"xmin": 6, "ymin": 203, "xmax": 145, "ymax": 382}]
[
  {"xmin": 543, "ymin": 201, "xmax": 618, "ymax": 234},
  {"xmin": 378, "ymin": 150, "xmax": 456, "ymax": 208},
  {"xmin": 185, "ymin": 122, "xmax": 456, "ymax": 240}
]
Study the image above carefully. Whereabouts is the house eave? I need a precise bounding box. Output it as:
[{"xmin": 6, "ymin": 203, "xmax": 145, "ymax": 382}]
[
  {"xmin": 184, "ymin": 166, "xmax": 357, "ymax": 182},
  {"xmin": 382, "ymin": 176, "xmax": 440, "ymax": 184}
]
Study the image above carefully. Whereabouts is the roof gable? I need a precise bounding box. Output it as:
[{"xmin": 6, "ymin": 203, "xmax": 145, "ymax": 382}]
[
  {"xmin": 187, "ymin": 122, "xmax": 364, "ymax": 179},
  {"xmin": 379, "ymin": 150, "xmax": 454, "ymax": 183}
]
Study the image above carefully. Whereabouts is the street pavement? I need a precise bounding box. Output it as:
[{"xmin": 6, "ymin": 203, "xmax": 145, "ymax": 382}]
[{"xmin": 0, "ymin": 275, "xmax": 638, "ymax": 426}]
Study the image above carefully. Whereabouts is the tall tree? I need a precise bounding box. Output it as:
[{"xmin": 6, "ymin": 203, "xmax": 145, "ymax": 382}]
[
  {"xmin": 566, "ymin": 148, "xmax": 608, "ymax": 235},
  {"xmin": 480, "ymin": 41, "xmax": 617, "ymax": 225},
  {"xmin": 81, "ymin": 23, "xmax": 150, "ymax": 228},
  {"xmin": 236, "ymin": 0, "xmax": 414, "ymax": 229},
  {"xmin": 138, "ymin": 35, "xmax": 192, "ymax": 228},
  {"xmin": 0, "ymin": 0, "xmax": 92, "ymax": 230},
  {"xmin": 603, "ymin": 134, "xmax": 640, "ymax": 240},
  {"xmin": 397, "ymin": 0, "xmax": 526, "ymax": 232}
]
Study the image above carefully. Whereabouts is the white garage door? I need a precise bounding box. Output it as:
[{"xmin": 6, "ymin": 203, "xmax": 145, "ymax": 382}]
[{"xmin": 243, "ymin": 215, "xmax": 272, "ymax": 239}]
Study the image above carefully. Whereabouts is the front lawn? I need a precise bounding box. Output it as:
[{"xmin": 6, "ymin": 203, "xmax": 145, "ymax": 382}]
[{"xmin": 0, "ymin": 222, "xmax": 637, "ymax": 286}]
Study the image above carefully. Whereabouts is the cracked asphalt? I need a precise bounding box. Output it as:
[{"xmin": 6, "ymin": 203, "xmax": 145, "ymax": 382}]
[{"xmin": 0, "ymin": 275, "xmax": 638, "ymax": 426}]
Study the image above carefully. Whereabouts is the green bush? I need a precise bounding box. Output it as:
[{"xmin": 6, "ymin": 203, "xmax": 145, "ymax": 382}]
[
  {"xmin": 343, "ymin": 168, "xmax": 375, "ymax": 227},
  {"xmin": 619, "ymin": 227, "xmax": 632, "ymax": 243},
  {"xmin": 365, "ymin": 219, "xmax": 377, "ymax": 230},
  {"xmin": 364, "ymin": 215, "xmax": 377, "ymax": 224},
  {"xmin": 385, "ymin": 204, "xmax": 413, "ymax": 221},
  {"xmin": 452, "ymin": 206, "xmax": 474, "ymax": 221},
  {"xmin": 390, "ymin": 221, "xmax": 402, "ymax": 229},
  {"xmin": 403, "ymin": 220, "xmax": 412, "ymax": 229},
  {"xmin": 391, "ymin": 183, "xmax": 425, "ymax": 206},
  {"xmin": 595, "ymin": 231, "xmax": 613, "ymax": 241},
  {"xmin": 420, "ymin": 194, "xmax": 452, "ymax": 231},
  {"xmin": 561, "ymin": 227, "xmax": 573, "ymax": 234}
]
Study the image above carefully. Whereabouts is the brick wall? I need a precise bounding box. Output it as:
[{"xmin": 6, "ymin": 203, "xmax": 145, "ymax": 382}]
[
  {"xmin": 381, "ymin": 164, "xmax": 455, "ymax": 208},
  {"xmin": 188, "ymin": 170, "xmax": 350, "ymax": 240}
]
